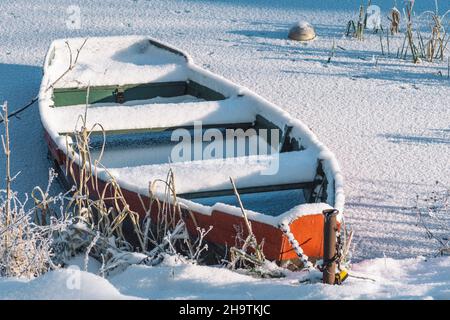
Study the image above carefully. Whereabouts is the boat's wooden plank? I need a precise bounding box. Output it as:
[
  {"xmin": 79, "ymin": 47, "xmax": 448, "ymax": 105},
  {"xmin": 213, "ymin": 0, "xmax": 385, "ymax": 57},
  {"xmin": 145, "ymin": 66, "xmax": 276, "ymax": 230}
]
[
  {"xmin": 52, "ymin": 80, "xmax": 226, "ymax": 107},
  {"xmin": 255, "ymin": 115, "xmax": 302, "ymax": 152},
  {"xmin": 52, "ymin": 81, "xmax": 187, "ymax": 107},
  {"xmin": 280, "ymin": 125, "xmax": 302, "ymax": 152},
  {"xmin": 186, "ymin": 81, "xmax": 226, "ymax": 101},
  {"xmin": 147, "ymin": 39, "xmax": 189, "ymax": 61},
  {"xmin": 254, "ymin": 114, "xmax": 282, "ymax": 132},
  {"xmin": 254, "ymin": 114, "xmax": 282, "ymax": 149},
  {"xmin": 179, "ymin": 181, "xmax": 320, "ymax": 200}
]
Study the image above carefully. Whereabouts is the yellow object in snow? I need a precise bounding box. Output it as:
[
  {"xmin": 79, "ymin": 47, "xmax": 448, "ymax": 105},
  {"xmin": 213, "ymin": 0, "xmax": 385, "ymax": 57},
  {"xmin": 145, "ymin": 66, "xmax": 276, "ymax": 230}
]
[{"xmin": 335, "ymin": 268, "xmax": 349, "ymax": 285}]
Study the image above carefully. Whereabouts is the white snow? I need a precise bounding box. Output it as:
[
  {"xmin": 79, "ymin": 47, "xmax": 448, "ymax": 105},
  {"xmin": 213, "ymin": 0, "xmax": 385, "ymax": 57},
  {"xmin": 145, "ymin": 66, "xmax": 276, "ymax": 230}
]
[
  {"xmin": 107, "ymin": 150, "xmax": 317, "ymax": 196},
  {"xmin": 46, "ymin": 36, "xmax": 189, "ymax": 88},
  {"xmin": 48, "ymin": 96, "xmax": 255, "ymax": 133},
  {"xmin": 293, "ymin": 21, "xmax": 313, "ymax": 29},
  {"xmin": 202, "ymin": 202, "xmax": 333, "ymax": 227},
  {"xmin": 0, "ymin": 269, "xmax": 135, "ymax": 300},
  {"xmin": 1, "ymin": 254, "xmax": 449, "ymax": 300},
  {"xmin": 0, "ymin": 0, "xmax": 449, "ymax": 299}
]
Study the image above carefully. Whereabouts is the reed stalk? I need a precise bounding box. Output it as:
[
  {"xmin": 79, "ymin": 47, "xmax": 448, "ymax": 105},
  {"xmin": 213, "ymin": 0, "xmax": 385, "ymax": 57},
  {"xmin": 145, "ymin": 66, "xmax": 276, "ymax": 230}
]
[
  {"xmin": 1, "ymin": 102, "xmax": 11, "ymax": 255},
  {"xmin": 228, "ymin": 177, "xmax": 266, "ymax": 271},
  {"xmin": 379, "ymin": 31, "xmax": 385, "ymax": 55},
  {"xmin": 357, "ymin": 5, "xmax": 365, "ymax": 40}
]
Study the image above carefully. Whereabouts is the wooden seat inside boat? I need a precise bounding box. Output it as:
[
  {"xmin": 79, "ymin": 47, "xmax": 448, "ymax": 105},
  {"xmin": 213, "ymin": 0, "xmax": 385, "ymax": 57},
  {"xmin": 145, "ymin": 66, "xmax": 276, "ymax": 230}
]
[
  {"xmin": 49, "ymin": 80, "xmax": 259, "ymax": 135},
  {"xmin": 51, "ymin": 80, "xmax": 226, "ymax": 107},
  {"xmin": 106, "ymin": 148, "xmax": 322, "ymax": 209},
  {"xmin": 50, "ymin": 95, "xmax": 254, "ymax": 135}
]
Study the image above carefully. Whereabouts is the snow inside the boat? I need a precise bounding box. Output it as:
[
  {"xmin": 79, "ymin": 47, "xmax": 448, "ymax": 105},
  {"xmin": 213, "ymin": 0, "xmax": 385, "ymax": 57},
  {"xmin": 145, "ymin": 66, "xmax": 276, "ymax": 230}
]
[
  {"xmin": 89, "ymin": 128, "xmax": 270, "ymax": 167},
  {"xmin": 48, "ymin": 96, "xmax": 254, "ymax": 133},
  {"xmin": 46, "ymin": 36, "xmax": 188, "ymax": 88},
  {"xmin": 106, "ymin": 149, "xmax": 317, "ymax": 196},
  {"xmin": 185, "ymin": 189, "xmax": 306, "ymax": 217}
]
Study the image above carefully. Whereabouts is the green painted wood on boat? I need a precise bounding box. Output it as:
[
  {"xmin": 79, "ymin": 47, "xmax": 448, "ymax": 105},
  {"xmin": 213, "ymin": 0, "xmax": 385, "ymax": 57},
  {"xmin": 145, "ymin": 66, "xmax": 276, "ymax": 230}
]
[
  {"xmin": 186, "ymin": 81, "xmax": 226, "ymax": 101},
  {"xmin": 147, "ymin": 39, "xmax": 189, "ymax": 61},
  {"xmin": 52, "ymin": 80, "xmax": 226, "ymax": 107}
]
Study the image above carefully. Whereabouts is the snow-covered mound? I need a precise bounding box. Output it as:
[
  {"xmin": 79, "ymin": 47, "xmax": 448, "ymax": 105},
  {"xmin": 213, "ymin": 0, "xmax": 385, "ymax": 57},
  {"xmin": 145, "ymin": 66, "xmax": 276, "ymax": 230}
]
[
  {"xmin": 1, "ymin": 255, "xmax": 449, "ymax": 300},
  {"xmin": 0, "ymin": 269, "xmax": 134, "ymax": 300}
]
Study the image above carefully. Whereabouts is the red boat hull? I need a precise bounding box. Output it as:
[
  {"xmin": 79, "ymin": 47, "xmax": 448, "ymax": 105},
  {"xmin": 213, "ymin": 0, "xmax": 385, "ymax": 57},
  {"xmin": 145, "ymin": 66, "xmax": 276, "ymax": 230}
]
[{"xmin": 44, "ymin": 130, "xmax": 327, "ymax": 264}]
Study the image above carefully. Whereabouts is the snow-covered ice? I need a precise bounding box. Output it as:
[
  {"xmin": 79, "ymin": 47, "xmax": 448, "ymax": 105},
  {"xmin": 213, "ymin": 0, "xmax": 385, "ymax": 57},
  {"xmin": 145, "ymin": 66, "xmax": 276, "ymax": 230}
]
[{"xmin": 0, "ymin": 0, "xmax": 449, "ymax": 299}]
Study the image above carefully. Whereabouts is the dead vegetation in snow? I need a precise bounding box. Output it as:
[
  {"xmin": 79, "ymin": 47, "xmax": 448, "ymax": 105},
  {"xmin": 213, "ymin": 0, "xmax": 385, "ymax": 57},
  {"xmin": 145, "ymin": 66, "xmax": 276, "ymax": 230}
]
[
  {"xmin": 343, "ymin": 0, "xmax": 450, "ymax": 66},
  {"xmin": 416, "ymin": 181, "xmax": 450, "ymax": 256}
]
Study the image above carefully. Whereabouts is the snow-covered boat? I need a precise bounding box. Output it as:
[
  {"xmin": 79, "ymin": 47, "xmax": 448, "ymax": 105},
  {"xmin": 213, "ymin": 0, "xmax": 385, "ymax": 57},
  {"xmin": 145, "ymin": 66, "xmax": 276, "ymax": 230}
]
[{"xmin": 39, "ymin": 36, "xmax": 344, "ymax": 265}]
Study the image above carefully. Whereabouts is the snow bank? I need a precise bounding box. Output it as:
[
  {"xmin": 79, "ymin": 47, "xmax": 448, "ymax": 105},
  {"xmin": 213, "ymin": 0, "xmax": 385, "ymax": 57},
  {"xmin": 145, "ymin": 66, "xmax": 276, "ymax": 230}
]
[
  {"xmin": 0, "ymin": 269, "xmax": 136, "ymax": 300},
  {"xmin": 82, "ymin": 255, "xmax": 450, "ymax": 300},
  {"xmin": 2, "ymin": 255, "xmax": 448, "ymax": 299}
]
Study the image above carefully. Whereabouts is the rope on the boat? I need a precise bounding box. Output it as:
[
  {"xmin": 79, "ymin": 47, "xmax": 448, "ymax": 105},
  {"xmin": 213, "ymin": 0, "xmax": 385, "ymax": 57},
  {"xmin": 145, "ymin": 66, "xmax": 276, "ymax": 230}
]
[
  {"xmin": 279, "ymin": 222, "xmax": 313, "ymax": 269},
  {"xmin": 334, "ymin": 223, "xmax": 352, "ymax": 272}
]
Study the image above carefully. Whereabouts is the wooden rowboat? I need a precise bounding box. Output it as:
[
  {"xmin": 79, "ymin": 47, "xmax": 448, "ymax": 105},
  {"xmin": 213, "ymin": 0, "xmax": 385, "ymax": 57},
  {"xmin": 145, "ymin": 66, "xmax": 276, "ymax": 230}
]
[{"xmin": 39, "ymin": 36, "xmax": 344, "ymax": 265}]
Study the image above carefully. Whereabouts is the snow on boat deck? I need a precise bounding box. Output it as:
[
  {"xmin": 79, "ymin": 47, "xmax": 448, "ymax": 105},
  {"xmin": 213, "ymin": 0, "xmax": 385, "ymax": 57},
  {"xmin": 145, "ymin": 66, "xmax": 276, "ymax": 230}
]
[
  {"xmin": 47, "ymin": 36, "xmax": 188, "ymax": 88},
  {"xmin": 48, "ymin": 96, "xmax": 255, "ymax": 133},
  {"xmin": 106, "ymin": 149, "xmax": 317, "ymax": 196},
  {"xmin": 89, "ymin": 129, "xmax": 269, "ymax": 167}
]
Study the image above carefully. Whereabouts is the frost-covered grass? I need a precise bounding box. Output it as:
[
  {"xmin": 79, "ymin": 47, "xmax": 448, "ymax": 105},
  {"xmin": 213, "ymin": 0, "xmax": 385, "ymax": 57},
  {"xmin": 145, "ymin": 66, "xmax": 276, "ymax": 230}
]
[
  {"xmin": 0, "ymin": 103, "xmax": 62, "ymax": 278},
  {"xmin": 416, "ymin": 183, "xmax": 450, "ymax": 256},
  {"xmin": 0, "ymin": 102, "xmax": 223, "ymax": 279}
]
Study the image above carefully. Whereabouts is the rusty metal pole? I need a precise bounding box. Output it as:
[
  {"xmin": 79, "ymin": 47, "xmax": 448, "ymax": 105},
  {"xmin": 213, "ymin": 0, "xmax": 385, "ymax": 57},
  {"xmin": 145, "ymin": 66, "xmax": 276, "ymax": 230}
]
[{"xmin": 322, "ymin": 209, "xmax": 338, "ymax": 285}]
